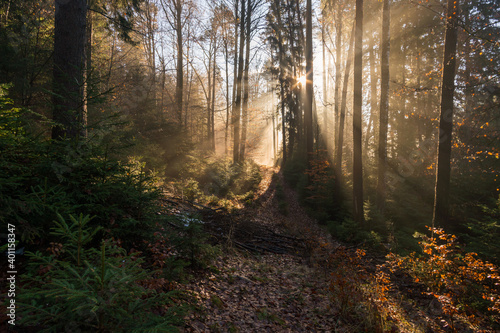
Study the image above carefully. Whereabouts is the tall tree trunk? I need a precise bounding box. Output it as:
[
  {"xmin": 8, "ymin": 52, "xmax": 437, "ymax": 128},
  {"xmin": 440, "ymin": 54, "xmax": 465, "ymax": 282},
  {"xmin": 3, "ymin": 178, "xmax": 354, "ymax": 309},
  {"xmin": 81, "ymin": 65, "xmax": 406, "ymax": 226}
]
[
  {"xmin": 233, "ymin": 0, "xmax": 245, "ymax": 163},
  {"xmin": 186, "ymin": 71, "xmax": 193, "ymax": 133},
  {"xmin": 352, "ymin": 0, "xmax": 364, "ymax": 226},
  {"xmin": 106, "ymin": 32, "xmax": 116, "ymax": 91},
  {"xmin": 272, "ymin": 97, "xmax": 276, "ymax": 162},
  {"xmin": 206, "ymin": 40, "xmax": 212, "ymax": 143},
  {"xmin": 377, "ymin": 0, "xmax": 390, "ymax": 213},
  {"xmin": 86, "ymin": 0, "xmax": 92, "ymax": 113},
  {"xmin": 314, "ymin": 98, "xmax": 319, "ymax": 150},
  {"xmin": 184, "ymin": 28, "xmax": 192, "ymax": 129},
  {"xmin": 273, "ymin": 0, "xmax": 286, "ymax": 163},
  {"xmin": 268, "ymin": 50, "xmax": 277, "ymax": 163},
  {"xmin": 334, "ymin": 23, "xmax": 355, "ymax": 184},
  {"xmin": 232, "ymin": 0, "xmax": 239, "ymax": 105},
  {"xmin": 207, "ymin": 40, "xmax": 212, "ymax": 145},
  {"xmin": 52, "ymin": 0, "xmax": 87, "ymax": 140},
  {"xmin": 463, "ymin": 10, "xmax": 473, "ymax": 143},
  {"xmin": 322, "ymin": 19, "xmax": 328, "ymax": 149},
  {"xmin": 228, "ymin": 1, "xmax": 240, "ymax": 156},
  {"xmin": 294, "ymin": 0, "xmax": 305, "ymax": 147},
  {"xmin": 432, "ymin": 0, "xmax": 460, "ymax": 228},
  {"xmin": 334, "ymin": 5, "xmax": 342, "ymax": 160},
  {"xmin": 305, "ymin": 0, "xmax": 314, "ymax": 161},
  {"xmin": 144, "ymin": 0, "xmax": 156, "ymax": 104},
  {"xmin": 280, "ymin": 65, "xmax": 286, "ymax": 162},
  {"xmin": 160, "ymin": 49, "xmax": 165, "ymax": 119},
  {"xmin": 231, "ymin": 0, "xmax": 239, "ymax": 154},
  {"xmin": 397, "ymin": 45, "xmax": 407, "ymax": 158},
  {"xmin": 225, "ymin": 38, "xmax": 230, "ymax": 155},
  {"xmin": 240, "ymin": 0, "xmax": 252, "ymax": 161},
  {"xmin": 211, "ymin": 37, "xmax": 217, "ymax": 151},
  {"xmin": 175, "ymin": 0, "xmax": 183, "ymax": 125},
  {"xmin": 287, "ymin": 0, "xmax": 298, "ymax": 154},
  {"xmin": 365, "ymin": 33, "xmax": 377, "ymax": 152},
  {"xmin": 416, "ymin": 43, "xmax": 423, "ymax": 146}
]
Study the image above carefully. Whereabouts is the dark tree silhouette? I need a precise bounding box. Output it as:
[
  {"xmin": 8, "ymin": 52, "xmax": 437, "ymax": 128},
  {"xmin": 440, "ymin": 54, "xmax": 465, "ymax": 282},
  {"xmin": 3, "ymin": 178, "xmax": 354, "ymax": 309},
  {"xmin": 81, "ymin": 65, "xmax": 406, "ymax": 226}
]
[
  {"xmin": 352, "ymin": 0, "xmax": 364, "ymax": 225},
  {"xmin": 305, "ymin": 0, "xmax": 313, "ymax": 161},
  {"xmin": 432, "ymin": 0, "xmax": 460, "ymax": 228},
  {"xmin": 52, "ymin": 0, "xmax": 88, "ymax": 140},
  {"xmin": 377, "ymin": 0, "xmax": 390, "ymax": 213}
]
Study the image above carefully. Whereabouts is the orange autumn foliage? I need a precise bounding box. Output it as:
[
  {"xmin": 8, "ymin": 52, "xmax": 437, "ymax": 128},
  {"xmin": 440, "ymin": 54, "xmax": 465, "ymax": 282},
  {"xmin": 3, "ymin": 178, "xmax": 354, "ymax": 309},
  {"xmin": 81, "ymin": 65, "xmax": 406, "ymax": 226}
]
[{"xmin": 386, "ymin": 227, "xmax": 500, "ymax": 328}]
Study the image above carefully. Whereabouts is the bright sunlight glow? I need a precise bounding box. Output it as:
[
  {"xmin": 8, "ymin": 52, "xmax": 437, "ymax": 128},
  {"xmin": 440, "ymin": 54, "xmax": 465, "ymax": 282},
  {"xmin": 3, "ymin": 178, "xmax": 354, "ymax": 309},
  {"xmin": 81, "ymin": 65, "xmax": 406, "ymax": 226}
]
[{"xmin": 298, "ymin": 75, "xmax": 307, "ymax": 86}]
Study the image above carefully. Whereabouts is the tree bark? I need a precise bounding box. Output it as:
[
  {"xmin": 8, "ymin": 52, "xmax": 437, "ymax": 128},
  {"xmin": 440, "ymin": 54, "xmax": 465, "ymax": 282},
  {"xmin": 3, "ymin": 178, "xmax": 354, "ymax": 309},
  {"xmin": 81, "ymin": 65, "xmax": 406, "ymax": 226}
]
[
  {"xmin": 232, "ymin": 0, "xmax": 245, "ymax": 163},
  {"xmin": 272, "ymin": 96, "xmax": 276, "ymax": 162},
  {"xmin": 273, "ymin": 0, "xmax": 286, "ymax": 163},
  {"xmin": 207, "ymin": 39, "xmax": 213, "ymax": 145},
  {"xmin": 377, "ymin": 0, "xmax": 390, "ymax": 213},
  {"xmin": 86, "ymin": 0, "xmax": 92, "ymax": 116},
  {"xmin": 211, "ymin": 37, "xmax": 217, "ymax": 151},
  {"xmin": 334, "ymin": 23, "xmax": 355, "ymax": 185},
  {"xmin": 432, "ymin": 0, "xmax": 460, "ymax": 228},
  {"xmin": 184, "ymin": 28, "xmax": 192, "ymax": 129},
  {"xmin": 52, "ymin": 0, "xmax": 87, "ymax": 140},
  {"xmin": 334, "ymin": 5, "xmax": 342, "ymax": 162},
  {"xmin": 225, "ymin": 36, "xmax": 230, "ymax": 155},
  {"xmin": 365, "ymin": 33, "xmax": 377, "ymax": 152},
  {"xmin": 240, "ymin": 0, "xmax": 252, "ymax": 161},
  {"xmin": 175, "ymin": 0, "xmax": 184, "ymax": 124},
  {"xmin": 231, "ymin": 0, "xmax": 239, "ymax": 155},
  {"xmin": 352, "ymin": 0, "xmax": 364, "ymax": 226},
  {"xmin": 321, "ymin": 19, "xmax": 328, "ymax": 149},
  {"xmin": 294, "ymin": 0, "xmax": 305, "ymax": 147},
  {"xmin": 305, "ymin": 0, "xmax": 314, "ymax": 161}
]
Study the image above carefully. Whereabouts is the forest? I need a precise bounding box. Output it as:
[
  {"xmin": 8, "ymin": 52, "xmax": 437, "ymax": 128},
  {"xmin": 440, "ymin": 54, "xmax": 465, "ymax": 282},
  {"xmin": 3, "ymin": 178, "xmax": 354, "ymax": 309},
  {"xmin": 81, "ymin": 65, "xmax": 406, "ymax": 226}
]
[{"xmin": 0, "ymin": 0, "xmax": 499, "ymax": 331}]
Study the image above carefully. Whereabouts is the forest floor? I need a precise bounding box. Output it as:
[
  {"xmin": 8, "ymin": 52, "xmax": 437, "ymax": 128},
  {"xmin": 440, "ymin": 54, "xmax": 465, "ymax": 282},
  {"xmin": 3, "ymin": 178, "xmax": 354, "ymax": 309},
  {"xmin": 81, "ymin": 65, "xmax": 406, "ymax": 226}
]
[
  {"xmin": 176, "ymin": 167, "xmax": 494, "ymax": 333},
  {"xmin": 179, "ymin": 167, "xmax": 372, "ymax": 332}
]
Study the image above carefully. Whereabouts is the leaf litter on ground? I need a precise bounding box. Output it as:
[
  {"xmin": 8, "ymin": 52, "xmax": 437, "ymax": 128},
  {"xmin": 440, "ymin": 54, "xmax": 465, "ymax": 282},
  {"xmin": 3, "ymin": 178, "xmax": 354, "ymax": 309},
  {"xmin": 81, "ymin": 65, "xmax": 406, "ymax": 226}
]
[{"xmin": 181, "ymin": 167, "xmax": 346, "ymax": 332}]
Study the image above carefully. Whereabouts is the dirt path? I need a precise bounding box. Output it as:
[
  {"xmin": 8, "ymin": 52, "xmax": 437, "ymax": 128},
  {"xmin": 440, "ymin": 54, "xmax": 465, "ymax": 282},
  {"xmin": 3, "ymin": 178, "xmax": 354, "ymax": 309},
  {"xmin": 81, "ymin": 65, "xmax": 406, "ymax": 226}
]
[
  {"xmin": 182, "ymin": 167, "xmax": 344, "ymax": 332},
  {"xmin": 180, "ymin": 167, "xmax": 500, "ymax": 333}
]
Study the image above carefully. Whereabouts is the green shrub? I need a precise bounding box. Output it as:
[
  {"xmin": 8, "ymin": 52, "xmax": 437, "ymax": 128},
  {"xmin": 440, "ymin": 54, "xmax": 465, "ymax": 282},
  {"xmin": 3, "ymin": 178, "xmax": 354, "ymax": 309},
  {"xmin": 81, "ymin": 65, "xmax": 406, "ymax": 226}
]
[
  {"xmin": 18, "ymin": 214, "xmax": 184, "ymax": 332},
  {"xmin": 172, "ymin": 155, "xmax": 261, "ymax": 205},
  {"xmin": 199, "ymin": 159, "xmax": 234, "ymax": 197},
  {"xmin": 461, "ymin": 197, "xmax": 500, "ymax": 262},
  {"xmin": 0, "ymin": 88, "xmax": 166, "ymax": 250},
  {"xmin": 0, "ymin": 137, "xmax": 162, "ymax": 249},
  {"xmin": 181, "ymin": 178, "xmax": 202, "ymax": 201},
  {"xmin": 168, "ymin": 214, "xmax": 220, "ymax": 271},
  {"xmin": 231, "ymin": 160, "xmax": 262, "ymax": 195},
  {"xmin": 283, "ymin": 156, "xmax": 307, "ymax": 188},
  {"xmin": 328, "ymin": 218, "xmax": 371, "ymax": 244}
]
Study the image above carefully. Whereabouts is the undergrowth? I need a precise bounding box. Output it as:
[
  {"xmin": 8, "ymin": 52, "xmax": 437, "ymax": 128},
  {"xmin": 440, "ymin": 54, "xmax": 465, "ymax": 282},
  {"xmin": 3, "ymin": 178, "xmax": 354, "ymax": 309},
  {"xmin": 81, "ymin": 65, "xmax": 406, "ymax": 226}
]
[
  {"xmin": 0, "ymin": 98, "xmax": 163, "ymax": 250},
  {"xmin": 384, "ymin": 227, "xmax": 500, "ymax": 331},
  {"xmin": 283, "ymin": 151, "xmax": 345, "ymax": 223},
  {"xmin": 0, "ymin": 90, "xmax": 221, "ymax": 331},
  {"xmin": 168, "ymin": 155, "xmax": 262, "ymax": 208},
  {"xmin": 146, "ymin": 213, "xmax": 221, "ymax": 282},
  {"xmin": 302, "ymin": 231, "xmax": 390, "ymax": 331},
  {"xmin": 18, "ymin": 214, "xmax": 184, "ymax": 332}
]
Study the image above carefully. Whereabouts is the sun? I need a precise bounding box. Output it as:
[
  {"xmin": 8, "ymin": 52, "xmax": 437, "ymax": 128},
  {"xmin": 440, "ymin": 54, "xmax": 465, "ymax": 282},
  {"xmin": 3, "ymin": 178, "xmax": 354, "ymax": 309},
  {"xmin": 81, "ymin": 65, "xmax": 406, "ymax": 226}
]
[{"xmin": 297, "ymin": 75, "xmax": 307, "ymax": 87}]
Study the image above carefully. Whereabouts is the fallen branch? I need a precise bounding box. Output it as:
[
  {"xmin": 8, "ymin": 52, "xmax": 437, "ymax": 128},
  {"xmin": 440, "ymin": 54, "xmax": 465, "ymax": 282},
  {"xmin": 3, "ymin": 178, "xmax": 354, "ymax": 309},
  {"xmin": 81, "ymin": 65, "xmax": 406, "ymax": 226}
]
[{"xmin": 234, "ymin": 240, "xmax": 288, "ymax": 255}]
